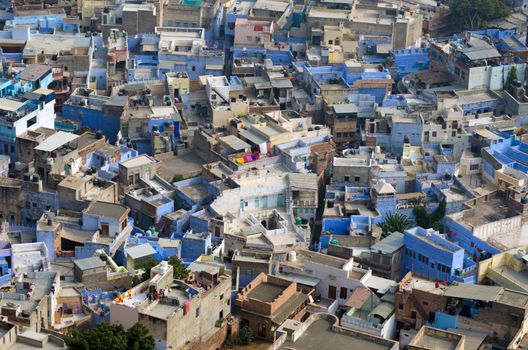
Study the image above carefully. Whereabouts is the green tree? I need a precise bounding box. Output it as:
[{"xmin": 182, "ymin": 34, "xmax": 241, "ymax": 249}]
[
  {"xmin": 132, "ymin": 256, "xmax": 159, "ymax": 286},
  {"xmin": 239, "ymin": 326, "xmax": 254, "ymax": 345},
  {"xmin": 449, "ymin": 0, "xmax": 510, "ymax": 31},
  {"xmin": 504, "ymin": 66, "xmax": 518, "ymax": 91},
  {"xmin": 413, "ymin": 199, "xmax": 446, "ymax": 231},
  {"xmin": 378, "ymin": 212, "xmax": 412, "ymax": 238},
  {"xmin": 66, "ymin": 323, "xmax": 154, "ymax": 350},
  {"xmin": 168, "ymin": 255, "xmax": 190, "ymax": 280},
  {"xmin": 126, "ymin": 323, "xmax": 155, "ymax": 350}
]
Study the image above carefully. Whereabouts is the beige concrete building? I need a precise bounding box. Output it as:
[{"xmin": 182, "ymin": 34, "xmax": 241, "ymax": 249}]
[{"xmin": 111, "ymin": 263, "xmax": 232, "ymax": 350}]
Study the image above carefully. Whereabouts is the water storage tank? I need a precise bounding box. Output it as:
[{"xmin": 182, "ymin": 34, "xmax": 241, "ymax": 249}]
[
  {"xmin": 160, "ymin": 260, "xmax": 169, "ymax": 275},
  {"xmin": 288, "ymin": 250, "xmax": 297, "ymax": 262}
]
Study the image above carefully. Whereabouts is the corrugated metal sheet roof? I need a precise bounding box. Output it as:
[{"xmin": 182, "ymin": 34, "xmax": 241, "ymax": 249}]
[
  {"xmin": 239, "ymin": 129, "xmax": 267, "ymax": 145},
  {"xmin": 333, "ymin": 103, "xmax": 358, "ymax": 114},
  {"xmin": 34, "ymin": 131, "xmax": 79, "ymax": 152},
  {"xmin": 370, "ymin": 301, "xmax": 394, "ymax": 319},
  {"xmin": 370, "ymin": 232, "xmax": 404, "ymax": 254},
  {"xmin": 219, "ymin": 135, "xmax": 251, "ymax": 151},
  {"xmin": 127, "ymin": 243, "xmax": 156, "ymax": 260},
  {"xmin": 443, "ymin": 285, "xmax": 502, "ymax": 301},
  {"xmin": 74, "ymin": 256, "xmax": 105, "ymax": 271}
]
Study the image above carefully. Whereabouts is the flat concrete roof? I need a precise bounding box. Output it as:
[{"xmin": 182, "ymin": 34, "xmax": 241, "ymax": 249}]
[
  {"xmin": 0, "ymin": 98, "xmax": 25, "ymax": 112},
  {"xmin": 85, "ymin": 201, "xmax": 127, "ymax": 219},
  {"xmin": 280, "ymin": 319, "xmax": 394, "ymax": 350},
  {"xmin": 411, "ymin": 332, "xmax": 459, "ymax": 350},
  {"xmin": 120, "ymin": 154, "xmax": 157, "ymax": 168},
  {"xmin": 248, "ymin": 282, "xmax": 286, "ymax": 303}
]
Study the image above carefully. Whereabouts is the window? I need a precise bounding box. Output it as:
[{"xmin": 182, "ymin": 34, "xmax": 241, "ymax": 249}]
[
  {"xmin": 135, "ymin": 127, "xmax": 141, "ymax": 133},
  {"xmin": 247, "ymin": 36, "xmax": 253, "ymax": 41},
  {"xmin": 470, "ymin": 164, "xmax": 480, "ymax": 171},
  {"xmin": 432, "ymin": 131, "xmax": 437, "ymax": 137},
  {"xmin": 452, "ymin": 131, "xmax": 456, "ymax": 137},
  {"xmin": 344, "ymin": 176, "xmax": 350, "ymax": 182},
  {"xmin": 340, "ymin": 287, "xmax": 347, "ymax": 299},
  {"xmin": 26, "ymin": 116, "xmax": 37, "ymax": 128},
  {"xmin": 196, "ymin": 307, "xmax": 200, "ymax": 317},
  {"xmin": 328, "ymin": 40, "xmax": 333, "ymax": 45},
  {"xmin": 32, "ymin": 202, "xmax": 37, "ymax": 207},
  {"xmin": 192, "ymin": 66, "xmax": 196, "ymax": 72},
  {"xmin": 399, "ymin": 304, "xmax": 403, "ymax": 310},
  {"xmin": 411, "ymin": 311, "xmax": 417, "ymax": 319},
  {"xmin": 354, "ymin": 176, "xmax": 360, "ymax": 182},
  {"xmin": 220, "ymin": 293, "xmax": 224, "ymax": 300}
]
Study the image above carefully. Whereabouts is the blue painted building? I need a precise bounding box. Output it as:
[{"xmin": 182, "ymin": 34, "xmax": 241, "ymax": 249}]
[
  {"xmin": 320, "ymin": 215, "xmax": 373, "ymax": 249},
  {"xmin": 62, "ymin": 89, "xmax": 127, "ymax": 144},
  {"xmin": 5, "ymin": 13, "xmax": 79, "ymax": 33},
  {"xmin": 98, "ymin": 145, "xmax": 138, "ymax": 180},
  {"xmin": 304, "ymin": 64, "xmax": 392, "ymax": 103},
  {"xmin": 444, "ymin": 217, "xmax": 502, "ymax": 263},
  {"xmin": 127, "ymin": 235, "xmax": 181, "ymax": 260},
  {"xmin": 390, "ymin": 48, "xmax": 430, "ymax": 80},
  {"xmin": 181, "ymin": 231, "xmax": 211, "ymax": 261},
  {"xmin": 481, "ymin": 133, "xmax": 528, "ymax": 179},
  {"xmin": 389, "ymin": 114, "xmax": 423, "ymax": 154},
  {"xmin": 403, "ymin": 227, "xmax": 477, "ymax": 283},
  {"xmin": 0, "ymin": 65, "xmax": 56, "ymax": 161},
  {"xmin": 173, "ymin": 177, "xmax": 220, "ymax": 210}
]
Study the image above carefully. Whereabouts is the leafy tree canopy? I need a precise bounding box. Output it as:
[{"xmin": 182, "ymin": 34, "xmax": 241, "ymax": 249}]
[
  {"xmin": 449, "ymin": 0, "xmax": 510, "ymax": 31},
  {"xmin": 379, "ymin": 212, "xmax": 412, "ymax": 238},
  {"xmin": 239, "ymin": 326, "xmax": 254, "ymax": 345},
  {"xmin": 168, "ymin": 255, "xmax": 190, "ymax": 280},
  {"xmin": 413, "ymin": 199, "xmax": 446, "ymax": 232},
  {"xmin": 66, "ymin": 322, "xmax": 154, "ymax": 350},
  {"xmin": 132, "ymin": 256, "xmax": 159, "ymax": 286}
]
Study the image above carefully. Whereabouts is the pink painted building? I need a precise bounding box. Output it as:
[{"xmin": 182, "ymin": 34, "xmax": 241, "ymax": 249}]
[{"xmin": 233, "ymin": 18, "xmax": 274, "ymax": 47}]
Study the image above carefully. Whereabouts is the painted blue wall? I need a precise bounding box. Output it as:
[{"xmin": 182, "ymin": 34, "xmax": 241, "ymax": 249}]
[
  {"xmin": 181, "ymin": 233, "xmax": 211, "ymax": 260},
  {"xmin": 62, "ymin": 104, "xmax": 121, "ymax": 144}
]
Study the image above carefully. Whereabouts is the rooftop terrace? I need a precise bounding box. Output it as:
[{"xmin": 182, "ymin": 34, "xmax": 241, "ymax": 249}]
[{"xmin": 279, "ymin": 317, "xmax": 396, "ymax": 350}]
